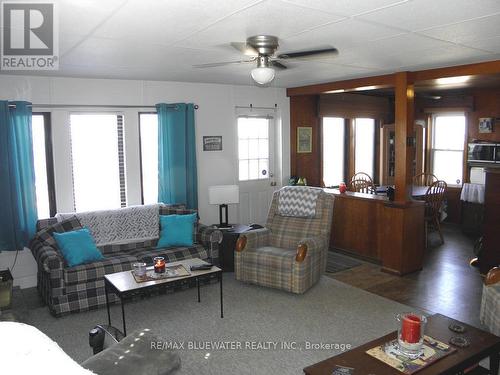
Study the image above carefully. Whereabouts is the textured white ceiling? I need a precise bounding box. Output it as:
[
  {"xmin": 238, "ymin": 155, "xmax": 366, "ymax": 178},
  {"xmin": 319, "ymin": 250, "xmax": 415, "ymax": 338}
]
[{"xmin": 3, "ymin": 0, "xmax": 500, "ymax": 87}]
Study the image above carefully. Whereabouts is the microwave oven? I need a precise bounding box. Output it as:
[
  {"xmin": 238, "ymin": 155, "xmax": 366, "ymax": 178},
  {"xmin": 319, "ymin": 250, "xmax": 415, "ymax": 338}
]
[{"xmin": 467, "ymin": 143, "xmax": 498, "ymax": 163}]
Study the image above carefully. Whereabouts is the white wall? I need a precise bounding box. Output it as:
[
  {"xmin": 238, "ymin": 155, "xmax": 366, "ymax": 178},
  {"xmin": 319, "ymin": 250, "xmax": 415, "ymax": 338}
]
[{"xmin": 0, "ymin": 75, "xmax": 290, "ymax": 287}]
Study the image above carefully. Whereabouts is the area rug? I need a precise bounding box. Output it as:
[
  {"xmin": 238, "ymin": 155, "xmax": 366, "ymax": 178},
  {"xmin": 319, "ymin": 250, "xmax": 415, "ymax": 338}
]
[
  {"xmin": 21, "ymin": 275, "xmax": 421, "ymax": 375},
  {"xmin": 326, "ymin": 251, "xmax": 362, "ymax": 273}
]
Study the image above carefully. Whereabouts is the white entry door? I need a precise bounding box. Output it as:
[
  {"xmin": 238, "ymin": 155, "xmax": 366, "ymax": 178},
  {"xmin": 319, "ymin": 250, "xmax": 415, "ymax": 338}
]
[{"xmin": 236, "ymin": 114, "xmax": 279, "ymax": 225}]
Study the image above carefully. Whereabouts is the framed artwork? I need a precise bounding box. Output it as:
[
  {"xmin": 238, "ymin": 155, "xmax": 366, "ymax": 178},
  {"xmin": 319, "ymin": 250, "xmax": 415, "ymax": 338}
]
[
  {"xmin": 203, "ymin": 136, "xmax": 222, "ymax": 151},
  {"xmin": 479, "ymin": 118, "xmax": 494, "ymax": 133},
  {"xmin": 297, "ymin": 127, "xmax": 312, "ymax": 153}
]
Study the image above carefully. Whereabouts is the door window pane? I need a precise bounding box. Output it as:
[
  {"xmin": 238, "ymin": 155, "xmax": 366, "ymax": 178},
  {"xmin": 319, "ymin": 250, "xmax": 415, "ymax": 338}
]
[
  {"xmin": 237, "ymin": 117, "xmax": 270, "ymax": 181},
  {"xmin": 70, "ymin": 114, "xmax": 125, "ymax": 212},
  {"xmin": 139, "ymin": 113, "xmax": 158, "ymax": 205},
  {"xmin": 322, "ymin": 117, "xmax": 345, "ymax": 187},
  {"xmin": 432, "ymin": 150, "xmax": 463, "ymax": 186},
  {"xmin": 355, "ymin": 118, "xmax": 375, "ymax": 178},
  {"xmin": 32, "ymin": 115, "xmax": 50, "ymax": 218}
]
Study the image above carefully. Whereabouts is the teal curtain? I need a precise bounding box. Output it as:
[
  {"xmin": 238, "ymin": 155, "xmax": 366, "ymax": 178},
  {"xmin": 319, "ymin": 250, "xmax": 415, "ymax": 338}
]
[
  {"xmin": 156, "ymin": 103, "xmax": 198, "ymax": 209},
  {"xmin": 0, "ymin": 101, "xmax": 37, "ymax": 250}
]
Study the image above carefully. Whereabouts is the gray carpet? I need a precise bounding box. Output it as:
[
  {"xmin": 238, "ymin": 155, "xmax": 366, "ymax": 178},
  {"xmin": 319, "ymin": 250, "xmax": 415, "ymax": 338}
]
[
  {"xmin": 20, "ymin": 275, "xmax": 423, "ymax": 374},
  {"xmin": 326, "ymin": 251, "xmax": 362, "ymax": 273}
]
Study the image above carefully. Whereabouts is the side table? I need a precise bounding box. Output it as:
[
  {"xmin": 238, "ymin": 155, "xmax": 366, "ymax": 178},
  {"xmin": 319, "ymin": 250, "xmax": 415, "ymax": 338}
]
[{"xmin": 218, "ymin": 224, "xmax": 251, "ymax": 272}]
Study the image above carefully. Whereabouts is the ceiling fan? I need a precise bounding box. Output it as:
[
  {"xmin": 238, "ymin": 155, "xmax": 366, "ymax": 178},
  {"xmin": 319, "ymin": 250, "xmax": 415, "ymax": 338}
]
[{"xmin": 193, "ymin": 35, "xmax": 338, "ymax": 85}]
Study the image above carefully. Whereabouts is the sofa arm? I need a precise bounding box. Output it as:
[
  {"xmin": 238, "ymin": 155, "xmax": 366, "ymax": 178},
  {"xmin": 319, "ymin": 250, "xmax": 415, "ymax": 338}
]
[
  {"xmin": 485, "ymin": 267, "xmax": 500, "ymax": 286},
  {"xmin": 196, "ymin": 224, "xmax": 222, "ymax": 248},
  {"xmin": 30, "ymin": 241, "xmax": 64, "ymax": 274},
  {"xmin": 236, "ymin": 228, "xmax": 270, "ymax": 253},
  {"xmin": 296, "ymin": 237, "xmax": 328, "ymax": 263}
]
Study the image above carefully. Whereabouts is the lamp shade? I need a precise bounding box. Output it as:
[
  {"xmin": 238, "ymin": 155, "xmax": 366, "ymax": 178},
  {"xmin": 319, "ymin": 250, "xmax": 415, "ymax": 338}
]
[
  {"xmin": 251, "ymin": 67, "xmax": 275, "ymax": 85},
  {"xmin": 208, "ymin": 185, "xmax": 240, "ymax": 205}
]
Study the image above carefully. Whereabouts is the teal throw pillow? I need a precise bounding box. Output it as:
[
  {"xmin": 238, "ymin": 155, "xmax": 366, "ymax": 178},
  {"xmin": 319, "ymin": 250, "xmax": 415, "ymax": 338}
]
[
  {"xmin": 157, "ymin": 213, "xmax": 197, "ymax": 248},
  {"xmin": 53, "ymin": 228, "xmax": 104, "ymax": 267}
]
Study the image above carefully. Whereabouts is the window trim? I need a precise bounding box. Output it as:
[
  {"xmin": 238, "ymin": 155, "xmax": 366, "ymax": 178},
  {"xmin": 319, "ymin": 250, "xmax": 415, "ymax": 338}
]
[
  {"xmin": 138, "ymin": 111, "xmax": 158, "ymax": 205},
  {"xmin": 33, "ymin": 112, "xmax": 57, "ymax": 217},
  {"xmin": 429, "ymin": 112, "xmax": 467, "ymax": 187}
]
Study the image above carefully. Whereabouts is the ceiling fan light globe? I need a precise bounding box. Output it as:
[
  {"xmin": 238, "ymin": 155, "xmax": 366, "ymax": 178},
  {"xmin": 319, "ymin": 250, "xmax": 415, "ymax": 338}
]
[{"xmin": 251, "ymin": 67, "xmax": 275, "ymax": 85}]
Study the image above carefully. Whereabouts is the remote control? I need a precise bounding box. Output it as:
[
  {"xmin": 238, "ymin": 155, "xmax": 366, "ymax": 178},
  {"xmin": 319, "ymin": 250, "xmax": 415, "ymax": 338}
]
[{"xmin": 190, "ymin": 264, "xmax": 213, "ymax": 271}]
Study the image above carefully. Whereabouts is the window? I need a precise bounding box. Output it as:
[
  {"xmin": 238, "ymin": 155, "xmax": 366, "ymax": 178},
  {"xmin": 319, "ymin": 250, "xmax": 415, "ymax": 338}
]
[
  {"xmin": 139, "ymin": 113, "xmax": 158, "ymax": 204},
  {"xmin": 32, "ymin": 113, "xmax": 55, "ymax": 218},
  {"xmin": 354, "ymin": 118, "xmax": 375, "ymax": 178},
  {"xmin": 322, "ymin": 117, "xmax": 345, "ymax": 187},
  {"xmin": 237, "ymin": 117, "xmax": 270, "ymax": 181},
  {"xmin": 70, "ymin": 113, "xmax": 126, "ymax": 212},
  {"xmin": 431, "ymin": 113, "xmax": 466, "ymax": 186}
]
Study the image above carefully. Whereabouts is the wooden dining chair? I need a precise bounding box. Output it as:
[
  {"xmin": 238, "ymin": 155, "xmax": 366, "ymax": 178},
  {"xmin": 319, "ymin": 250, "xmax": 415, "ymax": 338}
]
[
  {"xmin": 413, "ymin": 173, "xmax": 438, "ymax": 187},
  {"xmin": 349, "ymin": 172, "xmax": 376, "ymax": 195},
  {"xmin": 424, "ymin": 180, "xmax": 447, "ymax": 247}
]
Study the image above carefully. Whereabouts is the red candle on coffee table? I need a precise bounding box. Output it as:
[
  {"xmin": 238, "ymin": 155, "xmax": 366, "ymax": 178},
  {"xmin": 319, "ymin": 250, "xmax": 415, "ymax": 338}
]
[
  {"xmin": 154, "ymin": 257, "xmax": 165, "ymax": 273},
  {"xmin": 402, "ymin": 314, "xmax": 421, "ymax": 343}
]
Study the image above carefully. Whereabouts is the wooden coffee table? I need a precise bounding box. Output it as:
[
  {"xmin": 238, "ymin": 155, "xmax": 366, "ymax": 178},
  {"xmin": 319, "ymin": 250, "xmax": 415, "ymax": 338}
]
[
  {"xmin": 304, "ymin": 314, "xmax": 500, "ymax": 375},
  {"xmin": 104, "ymin": 258, "xmax": 222, "ymax": 336}
]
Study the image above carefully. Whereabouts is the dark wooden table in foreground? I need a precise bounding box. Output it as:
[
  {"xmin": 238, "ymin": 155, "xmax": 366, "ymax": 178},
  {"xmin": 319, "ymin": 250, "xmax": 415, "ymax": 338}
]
[{"xmin": 304, "ymin": 314, "xmax": 500, "ymax": 375}]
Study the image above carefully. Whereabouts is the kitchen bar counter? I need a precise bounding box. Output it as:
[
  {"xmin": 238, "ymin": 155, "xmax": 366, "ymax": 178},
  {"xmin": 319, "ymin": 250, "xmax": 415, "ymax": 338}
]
[{"xmin": 324, "ymin": 188, "xmax": 425, "ymax": 275}]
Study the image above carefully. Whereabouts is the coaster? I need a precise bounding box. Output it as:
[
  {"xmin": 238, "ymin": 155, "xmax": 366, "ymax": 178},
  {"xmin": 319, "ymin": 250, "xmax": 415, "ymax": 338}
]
[
  {"xmin": 448, "ymin": 323, "xmax": 466, "ymax": 333},
  {"xmin": 449, "ymin": 336, "xmax": 470, "ymax": 348}
]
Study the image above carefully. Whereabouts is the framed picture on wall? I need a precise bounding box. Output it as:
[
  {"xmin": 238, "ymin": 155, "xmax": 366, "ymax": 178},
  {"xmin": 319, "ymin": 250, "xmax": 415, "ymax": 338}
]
[
  {"xmin": 203, "ymin": 136, "xmax": 223, "ymax": 151},
  {"xmin": 479, "ymin": 118, "xmax": 494, "ymax": 133},
  {"xmin": 297, "ymin": 127, "xmax": 312, "ymax": 153}
]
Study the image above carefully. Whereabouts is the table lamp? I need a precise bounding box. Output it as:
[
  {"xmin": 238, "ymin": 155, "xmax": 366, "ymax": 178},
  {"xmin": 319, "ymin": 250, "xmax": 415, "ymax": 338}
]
[{"xmin": 208, "ymin": 185, "xmax": 239, "ymax": 229}]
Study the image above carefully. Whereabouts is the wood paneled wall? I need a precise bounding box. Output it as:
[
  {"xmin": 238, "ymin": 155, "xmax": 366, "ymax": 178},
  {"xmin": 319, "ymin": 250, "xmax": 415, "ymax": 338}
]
[
  {"xmin": 468, "ymin": 88, "xmax": 500, "ymax": 142},
  {"xmin": 290, "ymin": 95, "xmax": 321, "ymax": 186}
]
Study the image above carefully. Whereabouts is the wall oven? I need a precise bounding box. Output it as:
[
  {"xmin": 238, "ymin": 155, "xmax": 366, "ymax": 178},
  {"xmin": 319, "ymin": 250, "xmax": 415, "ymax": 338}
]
[{"xmin": 467, "ymin": 143, "xmax": 498, "ymax": 164}]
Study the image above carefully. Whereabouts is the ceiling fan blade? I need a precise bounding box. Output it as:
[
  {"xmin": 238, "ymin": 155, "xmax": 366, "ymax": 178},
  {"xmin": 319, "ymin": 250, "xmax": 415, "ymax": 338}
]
[
  {"xmin": 270, "ymin": 60, "xmax": 287, "ymax": 70},
  {"xmin": 230, "ymin": 42, "xmax": 259, "ymax": 56},
  {"xmin": 277, "ymin": 47, "xmax": 338, "ymax": 60},
  {"xmin": 193, "ymin": 58, "xmax": 256, "ymax": 68}
]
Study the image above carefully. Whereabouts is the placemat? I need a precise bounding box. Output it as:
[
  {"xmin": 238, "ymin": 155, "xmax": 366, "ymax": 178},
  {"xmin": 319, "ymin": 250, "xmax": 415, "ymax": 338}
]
[
  {"xmin": 132, "ymin": 264, "xmax": 190, "ymax": 283},
  {"xmin": 366, "ymin": 335, "xmax": 456, "ymax": 374}
]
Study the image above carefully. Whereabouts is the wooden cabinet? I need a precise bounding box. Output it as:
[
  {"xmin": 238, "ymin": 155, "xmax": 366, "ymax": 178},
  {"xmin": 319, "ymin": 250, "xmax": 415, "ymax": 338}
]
[
  {"xmin": 479, "ymin": 169, "xmax": 500, "ymax": 274},
  {"xmin": 380, "ymin": 123, "xmax": 424, "ymax": 185}
]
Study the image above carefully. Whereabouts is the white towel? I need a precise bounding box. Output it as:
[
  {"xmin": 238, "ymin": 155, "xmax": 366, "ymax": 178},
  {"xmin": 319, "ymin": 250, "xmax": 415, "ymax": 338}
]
[{"xmin": 460, "ymin": 183, "xmax": 485, "ymax": 204}]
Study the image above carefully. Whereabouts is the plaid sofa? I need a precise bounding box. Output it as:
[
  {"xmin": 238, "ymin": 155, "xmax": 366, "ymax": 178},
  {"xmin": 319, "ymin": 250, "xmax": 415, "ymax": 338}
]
[
  {"xmin": 30, "ymin": 205, "xmax": 220, "ymax": 317},
  {"xmin": 235, "ymin": 188, "xmax": 334, "ymax": 294}
]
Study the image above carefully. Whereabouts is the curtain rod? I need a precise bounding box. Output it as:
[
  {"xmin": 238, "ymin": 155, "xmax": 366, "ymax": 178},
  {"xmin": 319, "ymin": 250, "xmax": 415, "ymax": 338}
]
[
  {"xmin": 7, "ymin": 103, "xmax": 199, "ymax": 109},
  {"xmin": 235, "ymin": 104, "xmax": 278, "ymax": 110}
]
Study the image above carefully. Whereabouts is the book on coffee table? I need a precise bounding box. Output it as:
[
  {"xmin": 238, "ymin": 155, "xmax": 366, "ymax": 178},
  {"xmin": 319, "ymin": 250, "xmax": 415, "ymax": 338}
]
[
  {"xmin": 365, "ymin": 335, "xmax": 456, "ymax": 374},
  {"xmin": 132, "ymin": 264, "xmax": 190, "ymax": 283}
]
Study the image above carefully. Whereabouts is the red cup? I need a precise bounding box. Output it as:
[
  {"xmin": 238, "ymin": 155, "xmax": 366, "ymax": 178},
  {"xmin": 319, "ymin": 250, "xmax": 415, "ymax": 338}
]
[{"xmin": 339, "ymin": 182, "xmax": 347, "ymax": 193}]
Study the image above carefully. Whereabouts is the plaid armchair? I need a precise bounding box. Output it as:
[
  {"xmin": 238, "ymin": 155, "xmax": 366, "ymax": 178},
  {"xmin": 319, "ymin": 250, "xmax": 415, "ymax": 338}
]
[
  {"xmin": 235, "ymin": 188, "xmax": 334, "ymax": 294},
  {"xmin": 480, "ymin": 267, "xmax": 500, "ymax": 336}
]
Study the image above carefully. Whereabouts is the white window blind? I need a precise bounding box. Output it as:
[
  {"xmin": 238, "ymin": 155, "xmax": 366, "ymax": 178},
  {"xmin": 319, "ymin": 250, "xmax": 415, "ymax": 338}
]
[
  {"xmin": 70, "ymin": 113, "xmax": 126, "ymax": 212},
  {"xmin": 431, "ymin": 114, "xmax": 466, "ymax": 186},
  {"xmin": 322, "ymin": 117, "xmax": 345, "ymax": 187},
  {"xmin": 354, "ymin": 118, "xmax": 375, "ymax": 179},
  {"xmin": 139, "ymin": 113, "xmax": 159, "ymax": 205}
]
